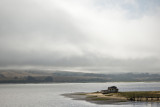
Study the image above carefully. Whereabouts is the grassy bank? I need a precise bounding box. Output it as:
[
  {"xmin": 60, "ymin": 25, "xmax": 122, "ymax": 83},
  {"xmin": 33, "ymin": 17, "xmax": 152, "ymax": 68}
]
[
  {"xmin": 62, "ymin": 91, "xmax": 160, "ymax": 105},
  {"xmin": 76, "ymin": 91, "xmax": 160, "ymax": 102},
  {"xmin": 118, "ymin": 91, "xmax": 160, "ymax": 101}
]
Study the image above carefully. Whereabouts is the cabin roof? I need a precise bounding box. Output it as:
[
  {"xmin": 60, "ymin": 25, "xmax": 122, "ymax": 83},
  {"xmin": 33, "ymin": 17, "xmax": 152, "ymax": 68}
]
[{"xmin": 108, "ymin": 86, "xmax": 118, "ymax": 89}]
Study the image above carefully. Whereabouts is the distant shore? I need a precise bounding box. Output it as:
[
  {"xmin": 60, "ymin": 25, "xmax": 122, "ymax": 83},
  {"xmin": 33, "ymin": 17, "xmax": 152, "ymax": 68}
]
[
  {"xmin": 62, "ymin": 91, "xmax": 160, "ymax": 105},
  {"xmin": 1, "ymin": 70, "xmax": 160, "ymax": 83}
]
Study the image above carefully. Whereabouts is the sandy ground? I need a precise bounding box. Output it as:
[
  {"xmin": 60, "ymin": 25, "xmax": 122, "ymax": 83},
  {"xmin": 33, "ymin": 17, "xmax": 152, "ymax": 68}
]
[
  {"xmin": 86, "ymin": 92, "xmax": 127, "ymax": 100},
  {"xmin": 62, "ymin": 91, "xmax": 160, "ymax": 105},
  {"xmin": 62, "ymin": 92, "xmax": 129, "ymax": 105}
]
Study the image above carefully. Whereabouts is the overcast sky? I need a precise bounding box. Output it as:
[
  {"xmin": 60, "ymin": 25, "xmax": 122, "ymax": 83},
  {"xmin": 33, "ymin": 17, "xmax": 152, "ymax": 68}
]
[{"xmin": 0, "ymin": 0, "xmax": 160, "ymax": 73}]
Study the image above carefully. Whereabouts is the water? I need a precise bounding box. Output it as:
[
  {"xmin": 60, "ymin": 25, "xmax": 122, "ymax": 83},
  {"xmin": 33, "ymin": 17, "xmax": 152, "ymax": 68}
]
[{"xmin": 0, "ymin": 82, "xmax": 160, "ymax": 107}]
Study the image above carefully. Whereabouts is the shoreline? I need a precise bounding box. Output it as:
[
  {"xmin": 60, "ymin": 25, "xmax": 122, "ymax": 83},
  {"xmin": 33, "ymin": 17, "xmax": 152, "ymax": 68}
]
[
  {"xmin": 62, "ymin": 92, "xmax": 129, "ymax": 105},
  {"xmin": 62, "ymin": 91, "xmax": 160, "ymax": 105}
]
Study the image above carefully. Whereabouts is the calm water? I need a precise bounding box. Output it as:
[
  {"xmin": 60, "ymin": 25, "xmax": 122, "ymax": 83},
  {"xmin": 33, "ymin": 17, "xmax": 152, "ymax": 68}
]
[{"xmin": 0, "ymin": 82, "xmax": 160, "ymax": 107}]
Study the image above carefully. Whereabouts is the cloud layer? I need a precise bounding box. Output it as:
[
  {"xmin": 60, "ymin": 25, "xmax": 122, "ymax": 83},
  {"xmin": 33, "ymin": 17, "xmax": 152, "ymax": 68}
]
[{"xmin": 0, "ymin": 0, "xmax": 160, "ymax": 73}]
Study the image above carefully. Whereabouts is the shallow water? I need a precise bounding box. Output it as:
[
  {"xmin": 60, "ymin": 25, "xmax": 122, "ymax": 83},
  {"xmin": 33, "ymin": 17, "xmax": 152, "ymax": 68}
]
[{"xmin": 0, "ymin": 82, "xmax": 160, "ymax": 107}]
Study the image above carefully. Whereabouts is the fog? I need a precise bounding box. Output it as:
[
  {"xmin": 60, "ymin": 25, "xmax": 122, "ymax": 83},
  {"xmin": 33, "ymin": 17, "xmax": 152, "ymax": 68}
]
[{"xmin": 0, "ymin": 0, "xmax": 160, "ymax": 73}]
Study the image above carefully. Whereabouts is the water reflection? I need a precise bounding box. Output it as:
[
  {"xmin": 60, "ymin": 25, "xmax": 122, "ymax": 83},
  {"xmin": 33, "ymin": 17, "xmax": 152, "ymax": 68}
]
[{"xmin": 0, "ymin": 82, "xmax": 159, "ymax": 107}]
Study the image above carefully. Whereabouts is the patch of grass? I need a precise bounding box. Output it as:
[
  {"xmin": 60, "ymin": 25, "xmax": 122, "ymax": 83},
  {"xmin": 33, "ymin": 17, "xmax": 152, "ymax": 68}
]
[
  {"xmin": 118, "ymin": 91, "xmax": 160, "ymax": 98},
  {"xmin": 75, "ymin": 93, "xmax": 87, "ymax": 95}
]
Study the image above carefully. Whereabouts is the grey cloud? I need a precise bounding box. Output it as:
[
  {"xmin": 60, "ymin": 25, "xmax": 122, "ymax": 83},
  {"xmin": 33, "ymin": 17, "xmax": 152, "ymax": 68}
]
[{"xmin": 0, "ymin": 0, "xmax": 160, "ymax": 73}]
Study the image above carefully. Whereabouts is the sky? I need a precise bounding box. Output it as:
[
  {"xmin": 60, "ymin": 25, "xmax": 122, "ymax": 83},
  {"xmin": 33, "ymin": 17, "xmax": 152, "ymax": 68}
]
[{"xmin": 0, "ymin": 0, "xmax": 160, "ymax": 73}]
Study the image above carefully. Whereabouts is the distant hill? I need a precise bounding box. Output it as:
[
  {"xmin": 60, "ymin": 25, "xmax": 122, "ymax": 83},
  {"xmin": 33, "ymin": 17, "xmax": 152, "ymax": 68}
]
[{"xmin": 0, "ymin": 69, "xmax": 160, "ymax": 83}]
